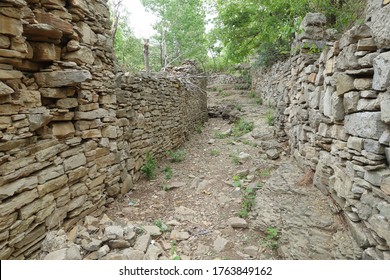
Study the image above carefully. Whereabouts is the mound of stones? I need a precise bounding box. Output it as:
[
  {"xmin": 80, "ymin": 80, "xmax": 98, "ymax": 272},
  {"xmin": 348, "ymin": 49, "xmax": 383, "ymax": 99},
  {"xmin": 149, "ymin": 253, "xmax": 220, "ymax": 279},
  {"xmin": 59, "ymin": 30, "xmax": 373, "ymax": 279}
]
[{"xmin": 39, "ymin": 214, "xmax": 169, "ymax": 260}]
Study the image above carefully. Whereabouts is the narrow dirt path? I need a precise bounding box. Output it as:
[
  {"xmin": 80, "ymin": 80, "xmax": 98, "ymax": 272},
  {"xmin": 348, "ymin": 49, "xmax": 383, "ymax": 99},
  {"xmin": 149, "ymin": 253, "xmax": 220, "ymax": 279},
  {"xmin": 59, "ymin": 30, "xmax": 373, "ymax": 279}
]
[{"xmin": 106, "ymin": 81, "xmax": 362, "ymax": 260}]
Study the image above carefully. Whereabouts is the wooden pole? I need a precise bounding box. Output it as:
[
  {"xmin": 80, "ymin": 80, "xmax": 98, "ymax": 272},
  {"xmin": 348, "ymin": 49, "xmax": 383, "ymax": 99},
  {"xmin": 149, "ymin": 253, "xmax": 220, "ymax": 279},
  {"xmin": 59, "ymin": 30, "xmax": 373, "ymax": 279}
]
[{"xmin": 144, "ymin": 39, "xmax": 150, "ymax": 75}]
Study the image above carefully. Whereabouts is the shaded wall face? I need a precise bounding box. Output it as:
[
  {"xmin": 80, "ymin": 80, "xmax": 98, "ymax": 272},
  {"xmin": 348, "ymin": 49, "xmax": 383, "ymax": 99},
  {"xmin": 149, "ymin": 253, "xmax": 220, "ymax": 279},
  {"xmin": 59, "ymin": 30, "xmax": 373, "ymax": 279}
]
[
  {"xmin": 0, "ymin": 0, "xmax": 208, "ymax": 259},
  {"xmin": 252, "ymin": 3, "xmax": 390, "ymax": 260}
]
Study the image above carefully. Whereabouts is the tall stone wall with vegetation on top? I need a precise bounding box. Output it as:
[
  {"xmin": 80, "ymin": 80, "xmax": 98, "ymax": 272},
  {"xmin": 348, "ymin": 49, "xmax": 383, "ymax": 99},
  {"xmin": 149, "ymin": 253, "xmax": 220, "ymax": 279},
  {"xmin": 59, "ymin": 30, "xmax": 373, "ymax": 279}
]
[
  {"xmin": 0, "ymin": 0, "xmax": 207, "ymax": 260},
  {"xmin": 252, "ymin": 0, "xmax": 390, "ymax": 260}
]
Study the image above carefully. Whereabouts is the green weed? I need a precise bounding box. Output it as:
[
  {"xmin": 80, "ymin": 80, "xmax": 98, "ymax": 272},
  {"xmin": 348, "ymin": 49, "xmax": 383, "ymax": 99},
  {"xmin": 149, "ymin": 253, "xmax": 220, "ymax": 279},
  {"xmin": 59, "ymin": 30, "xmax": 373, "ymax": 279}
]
[
  {"xmin": 214, "ymin": 132, "xmax": 229, "ymax": 139},
  {"xmin": 195, "ymin": 123, "xmax": 203, "ymax": 134},
  {"xmin": 264, "ymin": 227, "xmax": 279, "ymax": 249},
  {"xmin": 164, "ymin": 166, "xmax": 173, "ymax": 179},
  {"xmin": 239, "ymin": 187, "xmax": 255, "ymax": 218},
  {"xmin": 167, "ymin": 149, "xmax": 186, "ymax": 163},
  {"xmin": 230, "ymin": 153, "xmax": 240, "ymax": 165},
  {"xmin": 154, "ymin": 219, "xmax": 170, "ymax": 233},
  {"xmin": 140, "ymin": 152, "xmax": 157, "ymax": 180},
  {"xmin": 233, "ymin": 119, "xmax": 254, "ymax": 137},
  {"xmin": 265, "ymin": 111, "xmax": 275, "ymax": 126},
  {"xmin": 210, "ymin": 149, "xmax": 220, "ymax": 156}
]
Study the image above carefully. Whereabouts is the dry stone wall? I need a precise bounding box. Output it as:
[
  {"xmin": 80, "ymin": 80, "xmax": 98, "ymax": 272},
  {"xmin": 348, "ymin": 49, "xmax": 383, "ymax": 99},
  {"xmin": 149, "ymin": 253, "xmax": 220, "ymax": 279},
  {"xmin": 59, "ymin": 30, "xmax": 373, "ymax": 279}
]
[
  {"xmin": 0, "ymin": 0, "xmax": 207, "ymax": 259},
  {"xmin": 252, "ymin": 1, "xmax": 390, "ymax": 260}
]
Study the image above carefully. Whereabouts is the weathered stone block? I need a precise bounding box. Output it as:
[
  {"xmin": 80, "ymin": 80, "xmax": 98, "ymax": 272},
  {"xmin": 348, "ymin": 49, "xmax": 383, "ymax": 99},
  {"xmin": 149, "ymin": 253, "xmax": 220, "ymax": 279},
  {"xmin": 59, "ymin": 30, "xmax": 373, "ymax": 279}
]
[
  {"xmin": 0, "ymin": 81, "xmax": 14, "ymax": 96},
  {"xmin": 0, "ymin": 69, "xmax": 23, "ymax": 80},
  {"xmin": 63, "ymin": 46, "xmax": 94, "ymax": 65},
  {"xmin": 364, "ymin": 138, "xmax": 385, "ymax": 154},
  {"xmin": 68, "ymin": 195, "xmax": 87, "ymax": 211},
  {"xmin": 28, "ymin": 108, "xmax": 52, "ymax": 131},
  {"xmin": 64, "ymin": 153, "xmax": 87, "ymax": 171},
  {"xmin": 34, "ymin": 70, "xmax": 92, "ymax": 87},
  {"xmin": 0, "ymin": 177, "xmax": 38, "ymax": 200},
  {"xmin": 336, "ymin": 73, "xmax": 355, "ymax": 95},
  {"xmin": 52, "ymin": 122, "xmax": 75, "ymax": 138},
  {"xmin": 335, "ymin": 44, "xmax": 359, "ymax": 71},
  {"xmin": 30, "ymin": 42, "xmax": 57, "ymax": 62},
  {"xmin": 345, "ymin": 112, "xmax": 387, "ymax": 139},
  {"xmin": 331, "ymin": 92, "xmax": 344, "ymax": 121},
  {"xmin": 367, "ymin": 2, "xmax": 390, "ymax": 49},
  {"xmin": 34, "ymin": 10, "xmax": 73, "ymax": 35},
  {"xmin": 0, "ymin": 14, "xmax": 22, "ymax": 37},
  {"xmin": 354, "ymin": 78, "xmax": 373, "ymax": 90},
  {"xmin": 37, "ymin": 165, "xmax": 64, "ymax": 184},
  {"xmin": 81, "ymin": 129, "xmax": 102, "ymax": 139},
  {"xmin": 68, "ymin": 166, "xmax": 87, "ymax": 183},
  {"xmin": 0, "ymin": 189, "xmax": 39, "ymax": 216},
  {"xmin": 380, "ymin": 99, "xmax": 390, "ymax": 124},
  {"xmin": 102, "ymin": 126, "xmax": 117, "ymax": 139},
  {"xmin": 0, "ymin": 34, "xmax": 10, "ymax": 48},
  {"xmin": 35, "ymin": 144, "xmax": 68, "ymax": 162},
  {"xmin": 367, "ymin": 215, "xmax": 390, "ymax": 243},
  {"xmin": 23, "ymin": 23, "xmax": 63, "ymax": 41},
  {"xmin": 75, "ymin": 108, "xmax": 108, "ymax": 120},
  {"xmin": 19, "ymin": 194, "xmax": 54, "ymax": 220},
  {"xmin": 37, "ymin": 174, "xmax": 68, "ymax": 197},
  {"xmin": 343, "ymin": 91, "xmax": 360, "ymax": 114},
  {"xmin": 373, "ymin": 52, "xmax": 390, "ymax": 91},
  {"xmin": 347, "ymin": 136, "xmax": 364, "ymax": 152},
  {"xmin": 323, "ymin": 86, "xmax": 333, "ymax": 117},
  {"xmin": 39, "ymin": 88, "xmax": 67, "ymax": 99},
  {"xmin": 56, "ymin": 98, "xmax": 78, "ymax": 109},
  {"xmin": 381, "ymin": 177, "xmax": 390, "ymax": 195},
  {"xmin": 364, "ymin": 169, "xmax": 390, "ymax": 187},
  {"xmin": 357, "ymin": 38, "xmax": 377, "ymax": 51}
]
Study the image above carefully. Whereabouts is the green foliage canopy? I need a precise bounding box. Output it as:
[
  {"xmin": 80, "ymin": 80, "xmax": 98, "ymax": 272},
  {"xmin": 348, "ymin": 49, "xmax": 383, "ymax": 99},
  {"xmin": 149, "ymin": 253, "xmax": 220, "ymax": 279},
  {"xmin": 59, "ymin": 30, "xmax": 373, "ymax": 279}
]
[
  {"xmin": 213, "ymin": 0, "xmax": 366, "ymax": 65},
  {"xmin": 141, "ymin": 0, "xmax": 209, "ymax": 68}
]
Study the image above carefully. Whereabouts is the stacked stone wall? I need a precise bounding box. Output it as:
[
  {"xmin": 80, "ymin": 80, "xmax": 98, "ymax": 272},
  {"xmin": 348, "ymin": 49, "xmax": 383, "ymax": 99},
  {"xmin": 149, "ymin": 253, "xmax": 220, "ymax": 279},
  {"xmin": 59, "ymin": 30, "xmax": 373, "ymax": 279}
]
[
  {"xmin": 0, "ymin": 0, "xmax": 207, "ymax": 259},
  {"xmin": 252, "ymin": 0, "xmax": 390, "ymax": 259}
]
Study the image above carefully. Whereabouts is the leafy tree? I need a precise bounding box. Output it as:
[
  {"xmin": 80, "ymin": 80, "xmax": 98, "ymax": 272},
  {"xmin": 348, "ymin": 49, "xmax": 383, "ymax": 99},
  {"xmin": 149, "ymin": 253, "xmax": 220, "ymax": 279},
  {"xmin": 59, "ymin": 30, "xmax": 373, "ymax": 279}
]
[
  {"xmin": 213, "ymin": 0, "xmax": 366, "ymax": 66},
  {"xmin": 141, "ymin": 0, "xmax": 208, "ymax": 69}
]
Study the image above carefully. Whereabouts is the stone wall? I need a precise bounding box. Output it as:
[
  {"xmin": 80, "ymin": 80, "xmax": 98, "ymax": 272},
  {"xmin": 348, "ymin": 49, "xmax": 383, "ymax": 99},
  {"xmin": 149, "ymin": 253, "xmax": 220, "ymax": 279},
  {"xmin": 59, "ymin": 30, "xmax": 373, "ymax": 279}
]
[
  {"xmin": 252, "ymin": 1, "xmax": 390, "ymax": 259},
  {"xmin": 0, "ymin": 0, "xmax": 207, "ymax": 259}
]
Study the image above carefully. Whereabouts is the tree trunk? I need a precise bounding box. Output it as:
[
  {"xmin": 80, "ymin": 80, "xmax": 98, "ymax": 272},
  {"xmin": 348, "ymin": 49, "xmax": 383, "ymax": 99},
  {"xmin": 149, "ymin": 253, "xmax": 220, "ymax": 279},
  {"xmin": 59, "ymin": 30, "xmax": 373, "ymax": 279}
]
[
  {"xmin": 144, "ymin": 39, "xmax": 150, "ymax": 75},
  {"xmin": 111, "ymin": 0, "xmax": 123, "ymax": 42},
  {"xmin": 162, "ymin": 27, "xmax": 168, "ymax": 69}
]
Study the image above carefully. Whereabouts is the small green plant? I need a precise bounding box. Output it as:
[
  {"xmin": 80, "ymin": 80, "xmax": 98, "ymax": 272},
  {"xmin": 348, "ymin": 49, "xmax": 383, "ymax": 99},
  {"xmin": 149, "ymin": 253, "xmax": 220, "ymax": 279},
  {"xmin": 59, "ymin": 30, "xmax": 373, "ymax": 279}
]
[
  {"xmin": 154, "ymin": 219, "xmax": 170, "ymax": 233},
  {"xmin": 140, "ymin": 152, "xmax": 157, "ymax": 180},
  {"xmin": 233, "ymin": 119, "xmax": 254, "ymax": 137},
  {"xmin": 239, "ymin": 187, "xmax": 255, "ymax": 218},
  {"xmin": 264, "ymin": 227, "xmax": 279, "ymax": 249},
  {"xmin": 167, "ymin": 149, "xmax": 186, "ymax": 163},
  {"xmin": 230, "ymin": 153, "xmax": 240, "ymax": 165},
  {"xmin": 235, "ymin": 104, "xmax": 242, "ymax": 111},
  {"xmin": 162, "ymin": 184, "xmax": 172, "ymax": 191},
  {"xmin": 256, "ymin": 97, "xmax": 263, "ymax": 105},
  {"xmin": 257, "ymin": 169, "xmax": 271, "ymax": 178},
  {"xmin": 210, "ymin": 149, "xmax": 220, "ymax": 156},
  {"xmin": 241, "ymin": 140, "xmax": 257, "ymax": 147},
  {"xmin": 214, "ymin": 131, "xmax": 229, "ymax": 139},
  {"xmin": 248, "ymin": 91, "xmax": 256, "ymax": 98},
  {"xmin": 232, "ymin": 175, "xmax": 242, "ymax": 188},
  {"xmin": 265, "ymin": 111, "xmax": 275, "ymax": 126},
  {"xmin": 164, "ymin": 166, "xmax": 173, "ymax": 179},
  {"xmin": 195, "ymin": 123, "xmax": 203, "ymax": 134},
  {"xmin": 170, "ymin": 240, "xmax": 181, "ymax": 260}
]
